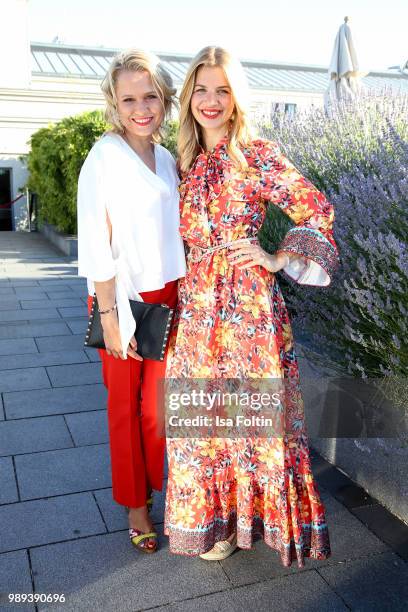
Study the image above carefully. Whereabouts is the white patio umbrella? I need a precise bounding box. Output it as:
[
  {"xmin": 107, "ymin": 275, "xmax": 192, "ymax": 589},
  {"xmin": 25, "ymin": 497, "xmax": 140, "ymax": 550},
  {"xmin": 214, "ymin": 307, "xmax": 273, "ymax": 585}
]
[{"xmin": 325, "ymin": 16, "xmax": 367, "ymax": 106}]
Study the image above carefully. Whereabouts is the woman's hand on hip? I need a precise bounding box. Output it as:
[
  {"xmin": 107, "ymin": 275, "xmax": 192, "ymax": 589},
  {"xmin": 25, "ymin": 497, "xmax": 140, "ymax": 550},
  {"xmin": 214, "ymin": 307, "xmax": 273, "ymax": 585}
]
[{"xmin": 227, "ymin": 241, "xmax": 290, "ymax": 273}]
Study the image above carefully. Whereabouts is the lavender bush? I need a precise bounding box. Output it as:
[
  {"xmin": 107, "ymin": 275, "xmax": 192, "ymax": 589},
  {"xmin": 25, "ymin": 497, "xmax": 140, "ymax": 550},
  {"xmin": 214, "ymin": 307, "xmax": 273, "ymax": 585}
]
[{"xmin": 258, "ymin": 93, "xmax": 408, "ymax": 377}]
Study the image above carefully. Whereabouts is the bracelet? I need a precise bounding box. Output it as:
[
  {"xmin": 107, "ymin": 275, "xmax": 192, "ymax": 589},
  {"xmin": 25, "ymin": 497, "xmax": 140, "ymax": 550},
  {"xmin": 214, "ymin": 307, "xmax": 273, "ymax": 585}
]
[{"xmin": 98, "ymin": 303, "xmax": 117, "ymax": 315}]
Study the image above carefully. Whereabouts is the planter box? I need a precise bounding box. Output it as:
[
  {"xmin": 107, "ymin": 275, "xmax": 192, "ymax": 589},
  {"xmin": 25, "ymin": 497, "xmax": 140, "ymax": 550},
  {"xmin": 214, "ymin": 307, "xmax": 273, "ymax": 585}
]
[
  {"xmin": 39, "ymin": 223, "xmax": 78, "ymax": 257},
  {"xmin": 296, "ymin": 341, "xmax": 408, "ymax": 524}
]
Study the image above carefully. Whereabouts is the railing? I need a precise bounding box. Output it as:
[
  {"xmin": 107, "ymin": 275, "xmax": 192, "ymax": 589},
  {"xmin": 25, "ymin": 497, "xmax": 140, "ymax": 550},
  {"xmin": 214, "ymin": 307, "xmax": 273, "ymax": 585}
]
[
  {"xmin": 0, "ymin": 193, "xmax": 24, "ymax": 209},
  {"xmin": 0, "ymin": 193, "xmax": 38, "ymax": 231}
]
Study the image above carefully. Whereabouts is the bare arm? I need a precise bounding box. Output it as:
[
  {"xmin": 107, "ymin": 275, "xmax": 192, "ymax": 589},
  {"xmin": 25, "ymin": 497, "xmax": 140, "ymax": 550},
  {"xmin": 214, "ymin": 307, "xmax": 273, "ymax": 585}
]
[{"xmin": 94, "ymin": 278, "xmax": 141, "ymax": 361}]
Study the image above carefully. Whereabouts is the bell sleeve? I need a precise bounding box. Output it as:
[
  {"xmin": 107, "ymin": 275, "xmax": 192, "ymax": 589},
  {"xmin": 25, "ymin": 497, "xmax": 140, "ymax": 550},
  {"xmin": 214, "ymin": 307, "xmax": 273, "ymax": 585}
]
[
  {"xmin": 77, "ymin": 148, "xmax": 116, "ymax": 282},
  {"xmin": 257, "ymin": 140, "xmax": 339, "ymax": 286}
]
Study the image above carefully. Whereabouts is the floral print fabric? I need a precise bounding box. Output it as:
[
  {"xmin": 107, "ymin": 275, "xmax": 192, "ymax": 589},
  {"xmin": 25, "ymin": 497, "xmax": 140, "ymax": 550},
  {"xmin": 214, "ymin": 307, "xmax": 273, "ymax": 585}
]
[{"xmin": 164, "ymin": 138, "xmax": 338, "ymax": 567}]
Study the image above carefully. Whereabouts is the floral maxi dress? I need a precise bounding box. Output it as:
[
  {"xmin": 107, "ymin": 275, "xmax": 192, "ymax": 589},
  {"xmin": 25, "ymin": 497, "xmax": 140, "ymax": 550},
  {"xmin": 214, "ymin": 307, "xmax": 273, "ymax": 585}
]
[{"xmin": 164, "ymin": 138, "xmax": 339, "ymax": 567}]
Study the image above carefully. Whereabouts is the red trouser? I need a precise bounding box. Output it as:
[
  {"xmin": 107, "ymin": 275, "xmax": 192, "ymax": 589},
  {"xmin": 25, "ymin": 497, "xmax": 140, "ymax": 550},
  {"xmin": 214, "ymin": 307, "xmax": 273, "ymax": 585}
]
[{"xmin": 87, "ymin": 280, "xmax": 178, "ymax": 508}]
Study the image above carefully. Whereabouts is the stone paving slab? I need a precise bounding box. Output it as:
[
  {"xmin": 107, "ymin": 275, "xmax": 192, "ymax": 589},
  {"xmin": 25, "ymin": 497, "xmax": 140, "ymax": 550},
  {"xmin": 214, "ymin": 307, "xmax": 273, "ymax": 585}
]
[
  {"xmin": 65, "ymin": 410, "xmax": 109, "ymax": 446},
  {"xmin": 0, "ymin": 456, "xmax": 19, "ymax": 504},
  {"xmin": 20, "ymin": 298, "xmax": 85, "ymax": 309},
  {"xmin": 0, "ymin": 287, "xmax": 17, "ymax": 295},
  {"xmin": 37, "ymin": 280, "xmax": 80, "ymax": 288},
  {"xmin": 44, "ymin": 290, "xmax": 81, "ymax": 300},
  {"xmin": 94, "ymin": 484, "xmax": 166, "ymax": 532},
  {"xmin": 0, "ymin": 281, "xmax": 39, "ymax": 288},
  {"xmin": 154, "ymin": 570, "xmax": 348, "ymax": 612},
  {"xmin": 84, "ymin": 347, "xmax": 101, "ymax": 362},
  {"xmin": 46, "ymin": 362, "xmax": 101, "ymax": 387},
  {"xmin": 218, "ymin": 490, "xmax": 389, "ymax": 587},
  {"xmin": 15, "ymin": 444, "xmax": 111, "ymax": 500},
  {"xmin": 350, "ymin": 503, "xmax": 408, "ymax": 562},
  {"xmin": 0, "ymin": 550, "xmax": 35, "ymax": 611},
  {"xmin": 0, "ymin": 415, "xmax": 73, "ymax": 457},
  {"xmin": 0, "ymin": 321, "xmax": 72, "ymax": 340},
  {"xmin": 12, "ymin": 288, "xmax": 49, "ymax": 299},
  {"xmin": 7, "ymin": 272, "xmax": 62, "ymax": 280},
  {"xmin": 65, "ymin": 279, "xmax": 87, "ymax": 286},
  {"xmin": 0, "ymin": 299, "xmax": 21, "ymax": 310},
  {"xmin": 319, "ymin": 490, "xmax": 389, "ymax": 558},
  {"xmin": 66, "ymin": 283, "xmax": 87, "ymax": 292},
  {"xmin": 0, "ymin": 350, "xmax": 89, "ymax": 371},
  {"xmin": 0, "ymin": 308, "xmax": 61, "ymax": 322},
  {"xmin": 0, "ymin": 338, "xmax": 38, "ymax": 356},
  {"xmin": 318, "ymin": 551, "xmax": 408, "ymax": 611},
  {"xmin": 30, "ymin": 527, "xmax": 231, "ymax": 612},
  {"xmin": 3, "ymin": 384, "xmax": 106, "ymax": 419},
  {"xmin": 0, "ymin": 366, "xmax": 51, "ymax": 393},
  {"xmin": 93, "ymin": 488, "xmax": 130, "ymax": 532},
  {"xmin": 65, "ymin": 319, "xmax": 88, "ymax": 335},
  {"xmin": 58, "ymin": 307, "xmax": 87, "ymax": 318},
  {"xmin": 67, "ymin": 292, "xmax": 88, "ymax": 300},
  {"xmin": 35, "ymin": 334, "xmax": 86, "ymax": 352},
  {"xmin": 0, "ymin": 493, "xmax": 106, "ymax": 553},
  {"xmin": 20, "ymin": 265, "xmax": 76, "ymax": 274},
  {"xmin": 221, "ymin": 498, "xmax": 389, "ymax": 586}
]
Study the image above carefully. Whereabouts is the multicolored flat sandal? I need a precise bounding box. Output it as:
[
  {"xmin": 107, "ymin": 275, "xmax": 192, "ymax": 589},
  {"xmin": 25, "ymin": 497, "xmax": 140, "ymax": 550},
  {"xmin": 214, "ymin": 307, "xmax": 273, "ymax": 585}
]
[{"xmin": 129, "ymin": 528, "xmax": 158, "ymax": 553}]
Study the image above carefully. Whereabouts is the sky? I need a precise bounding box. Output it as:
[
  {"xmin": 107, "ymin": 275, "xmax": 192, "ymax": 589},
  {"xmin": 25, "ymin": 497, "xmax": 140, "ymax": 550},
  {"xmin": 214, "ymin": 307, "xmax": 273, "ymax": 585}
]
[{"xmin": 28, "ymin": 0, "xmax": 408, "ymax": 72}]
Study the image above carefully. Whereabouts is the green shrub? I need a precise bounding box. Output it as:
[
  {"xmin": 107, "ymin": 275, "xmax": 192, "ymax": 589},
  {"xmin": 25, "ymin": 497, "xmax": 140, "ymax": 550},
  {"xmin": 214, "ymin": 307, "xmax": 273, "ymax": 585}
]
[
  {"xmin": 26, "ymin": 111, "xmax": 179, "ymax": 234},
  {"xmin": 161, "ymin": 119, "xmax": 178, "ymax": 157},
  {"xmin": 26, "ymin": 110, "xmax": 108, "ymax": 234}
]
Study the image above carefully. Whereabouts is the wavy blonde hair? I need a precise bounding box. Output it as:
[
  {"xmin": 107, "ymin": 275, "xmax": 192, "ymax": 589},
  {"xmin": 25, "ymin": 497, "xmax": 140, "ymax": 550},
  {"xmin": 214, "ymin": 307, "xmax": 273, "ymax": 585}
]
[
  {"xmin": 178, "ymin": 46, "xmax": 252, "ymax": 173},
  {"xmin": 101, "ymin": 48, "xmax": 176, "ymax": 142}
]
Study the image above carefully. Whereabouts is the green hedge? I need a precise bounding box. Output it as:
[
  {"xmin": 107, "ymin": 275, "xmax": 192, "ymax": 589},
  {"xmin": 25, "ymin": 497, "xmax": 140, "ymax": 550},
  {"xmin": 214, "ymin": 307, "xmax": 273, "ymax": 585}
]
[{"xmin": 26, "ymin": 110, "xmax": 178, "ymax": 234}]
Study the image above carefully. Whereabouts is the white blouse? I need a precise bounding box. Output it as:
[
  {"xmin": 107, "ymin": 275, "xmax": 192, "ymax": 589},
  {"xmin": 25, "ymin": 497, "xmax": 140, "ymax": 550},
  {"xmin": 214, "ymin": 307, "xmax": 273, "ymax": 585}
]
[{"xmin": 77, "ymin": 132, "xmax": 186, "ymax": 359}]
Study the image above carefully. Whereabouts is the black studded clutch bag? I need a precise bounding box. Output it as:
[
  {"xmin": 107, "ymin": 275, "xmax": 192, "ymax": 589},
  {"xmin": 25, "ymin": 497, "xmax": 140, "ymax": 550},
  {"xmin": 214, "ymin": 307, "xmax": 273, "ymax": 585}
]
[{"xmin": 84, "ymin": 294, "xmax": 175, "ymax": 361}]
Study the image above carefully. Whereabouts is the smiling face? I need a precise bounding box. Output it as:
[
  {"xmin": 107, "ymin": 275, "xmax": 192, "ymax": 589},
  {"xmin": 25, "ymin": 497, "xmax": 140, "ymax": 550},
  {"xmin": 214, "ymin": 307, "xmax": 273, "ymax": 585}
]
[
  {"xmin": 191, "ymin": 65, "xmax": 235, "ymax": 143},
  {"xmin": 115, "ymin": 69, "xmax": 164, "ymax": 139}
]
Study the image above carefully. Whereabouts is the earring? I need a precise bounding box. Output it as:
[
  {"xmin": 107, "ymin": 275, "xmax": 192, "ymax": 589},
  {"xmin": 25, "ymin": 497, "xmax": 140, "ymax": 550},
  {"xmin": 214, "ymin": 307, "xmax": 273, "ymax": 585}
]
[{"xmin": 230, "ymin": 113, "xmax": 236, "ymax": 122}]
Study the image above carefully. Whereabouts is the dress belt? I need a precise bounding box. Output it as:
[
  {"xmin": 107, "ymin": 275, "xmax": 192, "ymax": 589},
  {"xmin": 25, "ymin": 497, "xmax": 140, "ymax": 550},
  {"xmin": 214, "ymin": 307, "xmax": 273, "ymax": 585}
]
[{"xmin": 187, "ymin": 237, "xmax": 258, "ymax": 264}]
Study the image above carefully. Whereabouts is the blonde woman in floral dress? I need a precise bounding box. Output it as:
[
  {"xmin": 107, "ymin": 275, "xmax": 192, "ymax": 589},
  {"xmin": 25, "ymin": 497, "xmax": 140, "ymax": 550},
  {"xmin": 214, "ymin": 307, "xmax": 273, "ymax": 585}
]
[{"xmin": 164, "ymin": 47, "xmax": 339, "ymax": 567}]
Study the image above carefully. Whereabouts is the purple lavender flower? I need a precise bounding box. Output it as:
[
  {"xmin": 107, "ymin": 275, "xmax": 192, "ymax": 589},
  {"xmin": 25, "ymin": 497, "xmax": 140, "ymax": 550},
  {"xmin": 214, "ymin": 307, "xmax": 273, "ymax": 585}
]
[{"xmin": 258, "ymin": 92, "xmax": 408, "ymax": 377}]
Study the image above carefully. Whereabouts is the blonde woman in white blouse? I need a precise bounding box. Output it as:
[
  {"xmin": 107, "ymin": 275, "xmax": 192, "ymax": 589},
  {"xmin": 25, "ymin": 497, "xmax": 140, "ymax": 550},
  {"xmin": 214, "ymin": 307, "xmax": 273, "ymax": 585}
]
[{"xmin": 77, "ymin": 49, "xmax": 185, "ymax": 554}]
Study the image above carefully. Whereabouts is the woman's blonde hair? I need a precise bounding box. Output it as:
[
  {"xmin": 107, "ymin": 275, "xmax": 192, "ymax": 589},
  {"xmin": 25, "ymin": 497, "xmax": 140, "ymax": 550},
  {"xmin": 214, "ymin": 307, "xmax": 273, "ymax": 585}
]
[
  {"xmin": 178, "ymin": 46, "xmax": 252, "ymax": 173},
  {"xmin": 101, "ymin": 48, "xmax": 176, "ymax": 142}
]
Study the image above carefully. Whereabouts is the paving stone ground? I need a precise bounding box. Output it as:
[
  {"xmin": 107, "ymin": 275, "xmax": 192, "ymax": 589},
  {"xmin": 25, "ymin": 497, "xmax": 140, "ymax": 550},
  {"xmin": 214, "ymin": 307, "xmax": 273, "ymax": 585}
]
[{"xmin": 0, "ymin": 231, "xmax": 407, "ymax": 612}]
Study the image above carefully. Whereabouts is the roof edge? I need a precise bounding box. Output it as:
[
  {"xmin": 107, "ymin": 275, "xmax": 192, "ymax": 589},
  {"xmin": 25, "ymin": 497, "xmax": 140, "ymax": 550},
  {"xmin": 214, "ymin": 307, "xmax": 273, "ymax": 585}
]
[{"xmin": 30, "ymin": 42, "xmax": 408, "ymax": 80}]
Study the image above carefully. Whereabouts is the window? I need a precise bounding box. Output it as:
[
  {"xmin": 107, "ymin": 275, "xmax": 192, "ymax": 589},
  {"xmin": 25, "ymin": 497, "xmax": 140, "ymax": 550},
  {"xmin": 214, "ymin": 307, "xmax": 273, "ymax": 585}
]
[
  {"xmin": 285, "ymin": 103, "xmax": 297, "ymax": 116},
  {"xmin": 270, "ymin": 102, "xmax": 297, "ymax": 116}
]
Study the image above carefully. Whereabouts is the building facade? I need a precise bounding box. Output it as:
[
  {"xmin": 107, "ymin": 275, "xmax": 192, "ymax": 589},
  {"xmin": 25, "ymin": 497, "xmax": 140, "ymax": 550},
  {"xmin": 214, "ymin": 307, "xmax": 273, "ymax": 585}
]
[{"xmin": 1, "ymin": 0, "xmax": 408, "ymax": 231}]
